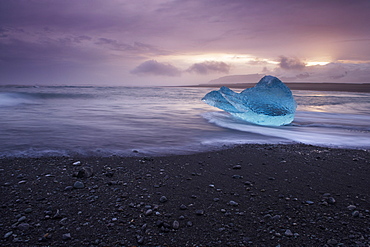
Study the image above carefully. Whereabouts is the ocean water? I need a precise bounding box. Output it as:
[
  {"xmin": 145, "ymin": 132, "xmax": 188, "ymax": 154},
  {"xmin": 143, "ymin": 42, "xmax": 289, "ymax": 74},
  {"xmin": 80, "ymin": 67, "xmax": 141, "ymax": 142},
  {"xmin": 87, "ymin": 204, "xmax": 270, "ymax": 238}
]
[{"xmin": 0, "ymin": 85, "xmax": 369, "ymax": 157}]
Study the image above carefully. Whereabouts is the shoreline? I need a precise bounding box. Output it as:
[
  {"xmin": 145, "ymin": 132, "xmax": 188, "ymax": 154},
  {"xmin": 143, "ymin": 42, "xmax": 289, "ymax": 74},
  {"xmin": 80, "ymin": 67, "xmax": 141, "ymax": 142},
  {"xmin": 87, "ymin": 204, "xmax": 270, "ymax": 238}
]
[
  {"xmin": 184, "ymin": 82, "xmax": 370, "ymax": 93},
  {"xmin": 1, "ymin": 143, "xmax": 369, "ymax": 246}
]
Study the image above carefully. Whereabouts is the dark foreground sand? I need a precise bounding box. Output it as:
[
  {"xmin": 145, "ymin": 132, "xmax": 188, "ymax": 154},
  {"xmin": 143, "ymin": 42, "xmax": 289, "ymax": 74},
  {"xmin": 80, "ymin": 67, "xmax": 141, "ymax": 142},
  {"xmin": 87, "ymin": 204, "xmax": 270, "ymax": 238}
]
[{"xmin": 1, "ymin": 144, "xmax": 369, "ymax": 246}]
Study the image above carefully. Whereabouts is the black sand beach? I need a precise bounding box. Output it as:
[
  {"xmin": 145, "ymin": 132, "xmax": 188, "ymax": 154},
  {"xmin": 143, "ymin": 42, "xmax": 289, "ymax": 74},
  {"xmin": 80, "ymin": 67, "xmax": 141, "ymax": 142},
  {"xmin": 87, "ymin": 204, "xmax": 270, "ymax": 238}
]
[{"xmin": 1, "ymin": 144, "xmax": 369, "ymax": 246}]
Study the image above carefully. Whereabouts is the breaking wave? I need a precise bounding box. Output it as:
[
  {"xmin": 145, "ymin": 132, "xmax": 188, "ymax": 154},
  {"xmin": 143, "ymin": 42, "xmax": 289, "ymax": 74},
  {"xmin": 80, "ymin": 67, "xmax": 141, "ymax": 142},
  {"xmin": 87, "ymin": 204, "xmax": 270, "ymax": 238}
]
[
  {"xmin": 202, "ymin": 111, "xmax": 370, "ymax": 149},
  {"xmin": 1, "ymin": 86, "xmax": 369, "ymax": 157},
  {"xmin": 0, "ymin": 91, "xmax": 94, "ymax": 107}
]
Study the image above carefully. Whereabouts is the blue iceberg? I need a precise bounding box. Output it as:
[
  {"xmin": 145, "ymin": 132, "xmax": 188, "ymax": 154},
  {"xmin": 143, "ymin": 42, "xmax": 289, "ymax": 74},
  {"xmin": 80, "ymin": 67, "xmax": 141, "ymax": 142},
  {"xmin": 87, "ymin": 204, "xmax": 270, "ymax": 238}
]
[{"xmin": 202, "ymin": 75, "xmax": 297, "ymax": 126}]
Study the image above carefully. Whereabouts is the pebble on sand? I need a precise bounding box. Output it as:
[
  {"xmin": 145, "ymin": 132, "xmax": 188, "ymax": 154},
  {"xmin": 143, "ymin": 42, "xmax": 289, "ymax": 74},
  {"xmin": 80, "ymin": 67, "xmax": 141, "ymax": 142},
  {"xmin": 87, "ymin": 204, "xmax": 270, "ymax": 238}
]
[
  {"xmin": 62, "ymin": 233, "xmax": 71, "ymax": 240},
  {"xmin": 347, "ymin": 205, "xmax": 356, "ymax": 211},
  {"xmin": 73, "ymin": 181, "xmax": 84, "ymax": 189},
  {"xmin": 229, "ymin": 200, "xmax": 239, "ymax": 206},
  {"xmin": 285, "ymin": 229, "xmax": 293, "ymax": 236},
  {"xmin": 159, "ymin": 196, "xmax": 168, "ymax": 203},
  {"xmin": 172, "ymin": 220, "xmax": 180, "ymax": 229},
  {"xmin": 18, "ymin": 223, "xmax": 30, "ymax": 231},
  {"xmin": 72, "ymin": 161, "xmax": 81, "ymax": 166},
  {"xmin": 3, "ymin": 231, "xmax": 13, "ymax": 239}
]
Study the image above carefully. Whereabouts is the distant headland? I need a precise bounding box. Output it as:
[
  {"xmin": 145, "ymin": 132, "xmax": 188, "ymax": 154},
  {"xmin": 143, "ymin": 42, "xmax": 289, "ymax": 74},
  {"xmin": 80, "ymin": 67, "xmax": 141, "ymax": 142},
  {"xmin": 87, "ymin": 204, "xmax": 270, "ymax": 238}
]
[{"xmin": 185, "ymin": 74, "xmax": 370, "ymax": 93}]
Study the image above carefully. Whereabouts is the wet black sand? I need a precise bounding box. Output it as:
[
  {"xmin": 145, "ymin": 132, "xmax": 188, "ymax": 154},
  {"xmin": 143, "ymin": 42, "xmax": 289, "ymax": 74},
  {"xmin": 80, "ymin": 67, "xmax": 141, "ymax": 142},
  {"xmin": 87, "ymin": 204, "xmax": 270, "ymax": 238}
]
[{"xmin": 0, "ymin": 144, "xmax": 369, "ymax": 246}]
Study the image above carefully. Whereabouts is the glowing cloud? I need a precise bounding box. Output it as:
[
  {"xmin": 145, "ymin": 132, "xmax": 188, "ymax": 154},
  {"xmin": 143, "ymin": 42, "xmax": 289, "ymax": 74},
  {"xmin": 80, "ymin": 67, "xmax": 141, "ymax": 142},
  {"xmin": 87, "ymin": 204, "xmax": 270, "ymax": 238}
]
[{"xmin": 278, "ymin": 56, "xmax": 306, "ymax": 70}]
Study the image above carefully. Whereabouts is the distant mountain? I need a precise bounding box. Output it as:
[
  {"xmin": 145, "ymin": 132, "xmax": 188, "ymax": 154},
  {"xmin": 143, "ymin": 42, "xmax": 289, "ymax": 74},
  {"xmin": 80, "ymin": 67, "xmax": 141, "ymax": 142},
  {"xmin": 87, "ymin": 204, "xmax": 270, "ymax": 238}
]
[
  {"xmin": 208, "ymin": 74, "xmax": 265, "ymax": 84},
  {"xmin": 208, "ymin": 72, "xmax": 370, "ymax": 85}
]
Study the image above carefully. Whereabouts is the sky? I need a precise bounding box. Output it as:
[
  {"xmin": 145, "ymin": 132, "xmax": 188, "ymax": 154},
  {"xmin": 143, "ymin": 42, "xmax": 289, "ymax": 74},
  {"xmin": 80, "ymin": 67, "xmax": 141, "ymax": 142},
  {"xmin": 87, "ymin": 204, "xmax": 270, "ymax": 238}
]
[{"xmin": 1, "ymin": 0, "xmax": 370, "ymax": 86}]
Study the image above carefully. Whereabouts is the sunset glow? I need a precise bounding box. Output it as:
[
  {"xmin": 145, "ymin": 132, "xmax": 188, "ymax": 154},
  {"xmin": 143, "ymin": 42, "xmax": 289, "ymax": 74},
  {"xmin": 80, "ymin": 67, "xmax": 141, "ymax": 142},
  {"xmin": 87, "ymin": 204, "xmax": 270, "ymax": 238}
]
[
  {"xmin": 0, "ymin": 0, "xmax": 369, "ymax": 85},
  {"xmin": 306, "ymin": 62, "xmax": 331, "ymax": 66}
]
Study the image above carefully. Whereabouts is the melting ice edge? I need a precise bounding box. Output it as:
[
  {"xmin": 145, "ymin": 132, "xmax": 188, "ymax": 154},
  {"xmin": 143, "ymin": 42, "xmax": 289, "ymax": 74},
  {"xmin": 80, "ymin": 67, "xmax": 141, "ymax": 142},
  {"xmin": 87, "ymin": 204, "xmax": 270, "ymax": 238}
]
[{"xmin": 202, "ymin": 75, "xmax": 297, "ymax": 126}]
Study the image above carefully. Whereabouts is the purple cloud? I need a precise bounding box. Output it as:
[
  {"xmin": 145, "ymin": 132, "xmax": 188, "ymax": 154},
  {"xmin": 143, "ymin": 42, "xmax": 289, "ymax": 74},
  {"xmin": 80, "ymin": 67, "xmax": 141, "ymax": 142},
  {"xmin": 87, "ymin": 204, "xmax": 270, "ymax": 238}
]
[
  {"xmin": 95, "ymin": 38, "xmax": 168, "ymax": 55},
  {"xmin": 1, "ymin": 0, "xmax": 370, "ymax": 85},
  {"xmin": 187, "ymin": 61, "xmax": 230, "ymax": 75},
  {"xmin": 278, "ymin": 56, "xmax": 306, "ymax": 70},
  {"xmin": 130, "ymin": 60, "xmax": 181, "ymax": 77}
]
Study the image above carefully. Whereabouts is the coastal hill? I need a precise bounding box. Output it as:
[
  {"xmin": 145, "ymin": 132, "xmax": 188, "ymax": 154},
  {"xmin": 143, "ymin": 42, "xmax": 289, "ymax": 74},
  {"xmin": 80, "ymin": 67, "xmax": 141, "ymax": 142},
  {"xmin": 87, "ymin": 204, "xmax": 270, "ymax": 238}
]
[
  {"xmin": 208, "ymin": 74, "xmax": 264, "ymax": 84},
  {"xmin": 193, "ymin": 74, "xmax": 370, "ymax": 93}
]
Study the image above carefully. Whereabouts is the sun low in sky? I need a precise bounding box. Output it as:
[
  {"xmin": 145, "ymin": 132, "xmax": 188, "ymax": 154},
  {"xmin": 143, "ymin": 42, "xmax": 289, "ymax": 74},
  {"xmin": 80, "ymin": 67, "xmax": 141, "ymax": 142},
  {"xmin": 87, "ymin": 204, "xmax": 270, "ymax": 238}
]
[{"xmin": 1, "ymin": 0, "xmax": 369, "ymax": 86}]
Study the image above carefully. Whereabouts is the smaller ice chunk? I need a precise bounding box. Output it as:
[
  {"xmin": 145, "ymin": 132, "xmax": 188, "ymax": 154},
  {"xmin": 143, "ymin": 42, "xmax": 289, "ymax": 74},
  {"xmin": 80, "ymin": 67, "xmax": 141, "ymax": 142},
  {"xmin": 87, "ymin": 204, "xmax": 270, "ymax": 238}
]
[{"xmin": 202, "ymin": 75, "xmax": 297, "ymax": 126}]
